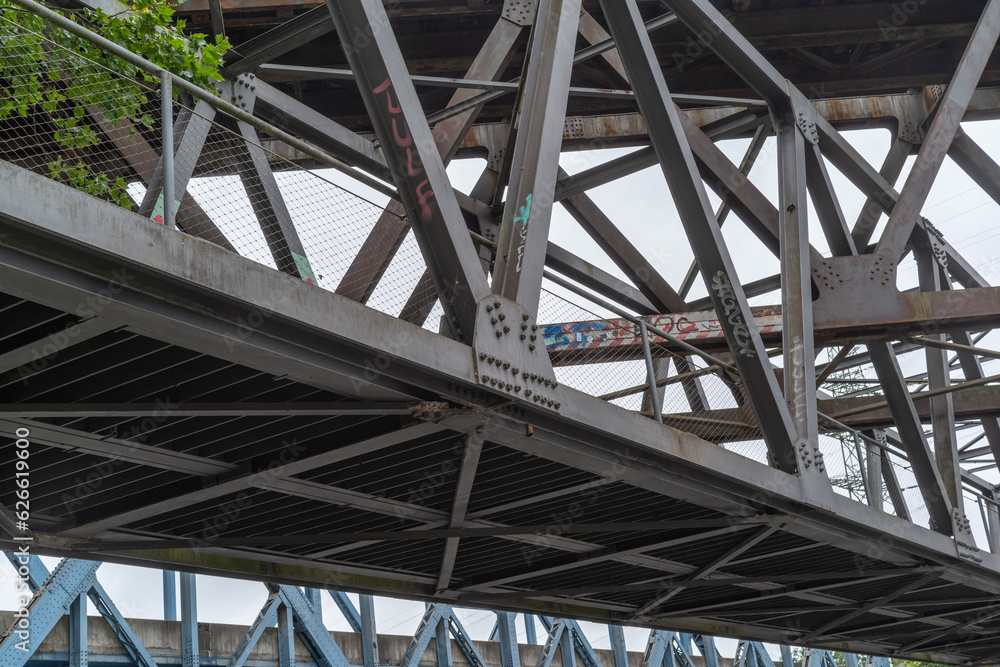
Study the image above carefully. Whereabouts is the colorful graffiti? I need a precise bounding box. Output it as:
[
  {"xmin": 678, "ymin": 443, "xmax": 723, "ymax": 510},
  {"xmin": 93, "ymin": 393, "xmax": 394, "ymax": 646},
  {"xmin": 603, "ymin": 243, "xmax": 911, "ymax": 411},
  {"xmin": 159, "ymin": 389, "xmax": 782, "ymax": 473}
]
[{"xmin": 544, "ymin": 309, "xmax": 782, "ymax": 354}]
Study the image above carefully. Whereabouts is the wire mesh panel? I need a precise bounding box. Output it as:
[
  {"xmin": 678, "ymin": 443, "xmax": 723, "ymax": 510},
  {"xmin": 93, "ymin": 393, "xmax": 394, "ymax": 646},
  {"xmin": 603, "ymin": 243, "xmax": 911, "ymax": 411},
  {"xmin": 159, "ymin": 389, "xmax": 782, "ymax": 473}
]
[
  {"xmin": 0, "ymin": 13, "xmax": 163, "ymax": 210},
  {"xmin": 538, "ymin": 285, "xmax": 744, "ymax": 445},
  {"xmin": 0, "ymin": 14, "xmax": 426, "ymax": 322}
]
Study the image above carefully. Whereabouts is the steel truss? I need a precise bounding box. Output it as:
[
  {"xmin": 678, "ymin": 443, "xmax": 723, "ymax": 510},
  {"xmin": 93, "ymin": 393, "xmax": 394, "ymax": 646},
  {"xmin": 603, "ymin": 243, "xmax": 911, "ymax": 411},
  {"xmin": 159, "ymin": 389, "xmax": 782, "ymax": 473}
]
[
  {"xmin": 0, "ymin": 555, "xmax": 867, "ymax": 667},
  {"xmin": 4, "ymin": 0, "xmax": 1000, "ymax": 663}
]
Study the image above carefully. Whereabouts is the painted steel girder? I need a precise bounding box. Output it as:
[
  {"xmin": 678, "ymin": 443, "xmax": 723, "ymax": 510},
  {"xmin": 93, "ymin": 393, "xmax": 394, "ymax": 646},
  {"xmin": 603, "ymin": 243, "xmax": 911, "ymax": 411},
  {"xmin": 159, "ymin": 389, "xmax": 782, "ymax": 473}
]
[
  {"xmin": 491, "ymin": 0, "xmax": 581, "ymax": 318},
  {"xmin": 598, "ymin": 0, "xmax": 799, "ymax": 476},
  {"xmin": 2, "ymin": 555, "xmax": 159, "ymax": 667},
  {"xmin": 0, "ymin": 560, "xmax": 99, "ymax": 667},
  {"xmin": 542, "ymin": 286, "xmax": 1000, "ymax": 364},
  {"xmin": 662, "ymin": 385, "xmax": 1000, "ymax": 441},
  {"xmin": 324, "ymin": 0, "xmax": 489, "ymax": 342},
  {"xmin": 273, "ymin": 585, "xmax": 351, "ymax": 667}
]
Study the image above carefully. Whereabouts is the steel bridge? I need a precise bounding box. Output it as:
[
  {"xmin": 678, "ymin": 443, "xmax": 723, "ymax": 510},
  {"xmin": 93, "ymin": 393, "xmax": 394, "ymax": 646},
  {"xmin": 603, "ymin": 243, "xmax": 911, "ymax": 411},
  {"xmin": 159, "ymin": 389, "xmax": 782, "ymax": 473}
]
[{"xmin": 3, "ymin": 0, "xmax": 1000, "ymax": 664}]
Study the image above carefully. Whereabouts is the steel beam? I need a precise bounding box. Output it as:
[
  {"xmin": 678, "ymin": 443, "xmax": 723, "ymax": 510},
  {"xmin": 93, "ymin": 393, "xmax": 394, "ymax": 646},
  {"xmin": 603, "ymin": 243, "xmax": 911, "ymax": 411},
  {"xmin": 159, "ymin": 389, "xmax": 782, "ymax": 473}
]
[
  {"xmin": 137, "ymin": 101, "xmax": 216, "ymax": 228},
  {"xmin": 544, "ymin": 242, "xmax": 656, "ymax": 315},
  {"xmin": 164, "ymin": 571, "xmax": 177, "ymax": 621},
  {"xmin": 61, "ymin": 421, "xmax": 444, "ymax": 535},
  {"xmin": 0, "ymin": 317, "xmax": 119, "ymax": 376},
  {"xmin": 180, "ymin": 572, "xmax": 199, "ymax": 667},
  {"xmin": 251, "ymin": 79, "xmax": 388, "ymax": 180},
  {"xmin": 325, "ymin": 0, "xmax": 489, "ymax": 341},
  {"xmin": 91, "ymin": 109, "xmax": 233, "ymax": 250},
  {"xmin": 875, "ymin": 0, "xmax": 1000, "ymax": 261},
  {"xmin": 401, "ymin": 605, "xmax": 450, "ymax": 667},
  {"xmin": 333, "ymin": 14, "xmax": 524, "ymax": 307},
  {"xmin": 915, "ymin": 242, "xmax": 962, "ymax": 513},
  {"xmin": 557, "ymin": 169, "xmax": 688, "ymax": 314},
  {"xmin": 491, "ymin": 0, "xmax": 581, "ymax": 318},
  {"xmin": 0, "ymin": 560, "xmax": 100, "ymax": 666},
  {"xmin": 229, "ymin": 96, "xmax": 316, "ymax": 283},
  {"xmin": 432, "ymin": 17, "xmax": 526, "ymax": 164},
  {"xmin": 69, "ymin": 592, "xmax": 87, "ymax": 667},
  {"xmin": 274, "ymin": 585, "xmax": 351, "ymax": 667},
  {"xmin": 437, "ymin": 425, "xmax": 487, "ymax": 592},
  {"xmin": 609, "ymin": 626, "xmax": 627, "ymax": 667},
  {"xmin": 360, "ymin": 596, "xmax": 378, "ymax": 667},
  {"xmin": 775, "ymin": 104, "xmax": 823, "ymax": 481},
  {"xmin": 330, "ymin": 591, "xmax": 362, "ymax": 633},
  {"xmin": 305, "ymin": 589, "xmax": 323, "ymax": 620},
  {"xmin": 658, "ymin": 0, "xmax": 790, "ymax": 110},
  {"xmin": 640, "ymin": 631, "xmax": 668, "ymax": 667},
  {"xmin": 496, "ymin": 613, "xmax": 521, "ymax": 667},
  {"xmin": 435, "ymin": 612, "xmax": 452, "ymax": 667},
  {"xmin": 228, "ymin": 593, "xmax": 282, "ymax": 667},
  {"xmin": 598, "ymin": 0, "xmax": 798, "ymax": 474},
  {"xmin": 852, "ymin": 136, "xmax": 912, "ymax": 250},
  {"xmin": 799, "ymin": 570, "xmax": 942, "ymax": 642},
  {"xmin": 223, "ymin": 6, "xmax": 333, "ymax": 76},
  {"xmin": 632, "ymin": 526, "xmax": 779, "ymax": 618},
  {"xmin": 277, "ymin": 602, "xmax": 296, "ymax": 667},
  {"xmin": 948, "ymin": 127, "xmax": 1000, "ymax": 207},
  {"xmin": 558, "ymin": 622, "xmax": 576, "ymax": 667},
  {"xmin": 535, "ymin": 620, "xmax": 566, "ymax": 667},
  {"xmin": 679, "ymin": 124, "xmax": 769, "ymax": 300}
]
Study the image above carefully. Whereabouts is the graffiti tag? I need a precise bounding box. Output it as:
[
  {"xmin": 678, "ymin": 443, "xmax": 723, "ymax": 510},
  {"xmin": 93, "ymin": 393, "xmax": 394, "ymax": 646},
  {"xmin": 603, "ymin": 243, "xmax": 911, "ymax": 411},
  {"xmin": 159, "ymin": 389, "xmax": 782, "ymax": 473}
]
[{"xmin": 711, "ymin": 270, "xmax": 755, "ymax": 358}]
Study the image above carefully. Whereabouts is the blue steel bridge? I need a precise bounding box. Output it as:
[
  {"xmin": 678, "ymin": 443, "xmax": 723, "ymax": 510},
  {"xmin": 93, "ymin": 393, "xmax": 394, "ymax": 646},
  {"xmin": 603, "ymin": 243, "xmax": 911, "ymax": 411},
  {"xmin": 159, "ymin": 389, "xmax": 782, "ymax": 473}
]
[{"xmin": 3, "ymin": 0, "xmax": 1000, "ymax": 665}]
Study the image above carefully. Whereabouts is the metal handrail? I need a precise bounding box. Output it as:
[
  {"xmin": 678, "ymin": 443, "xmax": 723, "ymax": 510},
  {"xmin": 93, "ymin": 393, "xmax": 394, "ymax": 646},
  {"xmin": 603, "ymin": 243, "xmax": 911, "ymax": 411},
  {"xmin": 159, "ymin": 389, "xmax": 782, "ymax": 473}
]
[{"xmin": 9, "ymin": 0, "xmax": 397, "ymax": 199}]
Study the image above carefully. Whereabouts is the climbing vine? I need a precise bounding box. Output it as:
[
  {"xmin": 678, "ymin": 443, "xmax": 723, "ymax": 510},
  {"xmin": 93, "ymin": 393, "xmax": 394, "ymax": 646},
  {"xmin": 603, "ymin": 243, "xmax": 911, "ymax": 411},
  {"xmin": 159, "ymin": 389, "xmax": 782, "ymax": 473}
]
[{"xmin": 0, "ymin": 0, "xmax": 230, "ymax": 206}]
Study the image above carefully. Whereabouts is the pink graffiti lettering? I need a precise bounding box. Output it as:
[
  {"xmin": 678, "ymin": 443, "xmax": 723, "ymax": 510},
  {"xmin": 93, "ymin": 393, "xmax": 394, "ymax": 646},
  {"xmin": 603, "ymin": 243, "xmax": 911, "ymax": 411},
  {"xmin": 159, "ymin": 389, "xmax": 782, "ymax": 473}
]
[
  {"xmin": 371, "ymin": 77, "xmax": 436, "ymax": 220},
  {"xmin": 373, "ymin": 78, "xmax": 402, "ymax": 113},
  {"xmin": 416, "ymin": 179, "xmax": 435, "ymax": 222}
]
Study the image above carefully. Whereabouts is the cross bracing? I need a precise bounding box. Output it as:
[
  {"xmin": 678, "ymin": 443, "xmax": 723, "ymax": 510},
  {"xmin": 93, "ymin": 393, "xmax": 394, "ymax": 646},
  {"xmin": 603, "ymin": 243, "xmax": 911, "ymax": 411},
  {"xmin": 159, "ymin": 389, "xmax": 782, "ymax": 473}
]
[
  {"xmin": 2, "ymin": 0, "xmax": 1000, "ymax": 663},
  {"xmin": 0, "ymin": 554, "xmax": 881, "ymax": 667}
]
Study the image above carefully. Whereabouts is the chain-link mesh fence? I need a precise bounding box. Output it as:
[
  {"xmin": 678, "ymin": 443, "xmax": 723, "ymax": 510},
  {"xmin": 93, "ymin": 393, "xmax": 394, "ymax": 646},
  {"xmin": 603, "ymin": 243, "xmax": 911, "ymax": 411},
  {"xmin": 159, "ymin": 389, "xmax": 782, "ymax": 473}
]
[
  {"xmin": 0, "ymin": 13, "xmax": 164, "ymax": 210},
  {"xmin": 537, "ymin": 283, "xmax": 755, "ymax": 447},
  {"xmin": 0, "ymin": 13, "xmax": 431, "ymax": 324}
]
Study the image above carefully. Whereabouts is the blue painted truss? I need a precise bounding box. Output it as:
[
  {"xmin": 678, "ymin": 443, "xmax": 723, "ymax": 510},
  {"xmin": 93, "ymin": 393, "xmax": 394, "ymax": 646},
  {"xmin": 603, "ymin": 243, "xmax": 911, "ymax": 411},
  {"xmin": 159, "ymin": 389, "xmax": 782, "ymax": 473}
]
[{"xmin": 0, "ymin": 554, "xmax": 886, "ymax": 667}]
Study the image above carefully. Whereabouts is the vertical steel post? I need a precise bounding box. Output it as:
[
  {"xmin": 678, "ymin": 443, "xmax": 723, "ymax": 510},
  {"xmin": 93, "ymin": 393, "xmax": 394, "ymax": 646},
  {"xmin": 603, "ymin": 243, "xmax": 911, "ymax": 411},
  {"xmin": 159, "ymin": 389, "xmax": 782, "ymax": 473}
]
[
  {"xmin": 491, "ymin": 0, "xmax": 582, "ymax": 318},
  {"xmin": 853, "ymin": 432, "xmax": 871, "ymax": 503},
  {"xmin": 435, "ymin": 614, "xmax": 452, "ymax": 667},
  {"xmin": 497, "ymin": 612, "xmax": 521, "ymax": 667},
  {"xmin": 779, "ymin": 646, "xmax": 794, "ymax": 667},
  {"xmin": 180, "ymin": 572, "xmax": 199, "ymax": 667},
  {"xmin": 163, "ymin": 570, "xmax": 177, "ymax": 621},
  {"xmin": 866, "ymin": 440, "xmax": 884, "ymax": 511},
  {"xmin": 360, "ymin": 595, "xmax": 379, "ymax": 667},
  {"xmin": 775, "ymin": 106, "xmax": 823, "ymax": 487},
  {"xmin": 915, "ymin": 241, "xmax": 962, "ymax": 515},
  {"xmin": 277, "ymin": 603, "xmax": 296, "ymax": 667},
  {"xmin": 640, "ymin": 322, "xmax": 662, "ymax": 422},
  {"xmin": 524, "ymin": 616, "xmax": 537, "ymax": 644},
  {"xmin": 558, "ymin": 621, "xmax": 576, "ymax": 667},
  {"xmin": 160, "ymin": 70, "xmax": 175, "ymax": 229},
  {"xmin": 989, "ymin": 491, "xmax": 1000, "ymax": 554},
  {"xmin": 69, "ymin": 592, "xmax": 88, "ymax": 667},
  {"xmin": 609, "ymin": 626, "xmax": 628, "ymax": 667}
]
